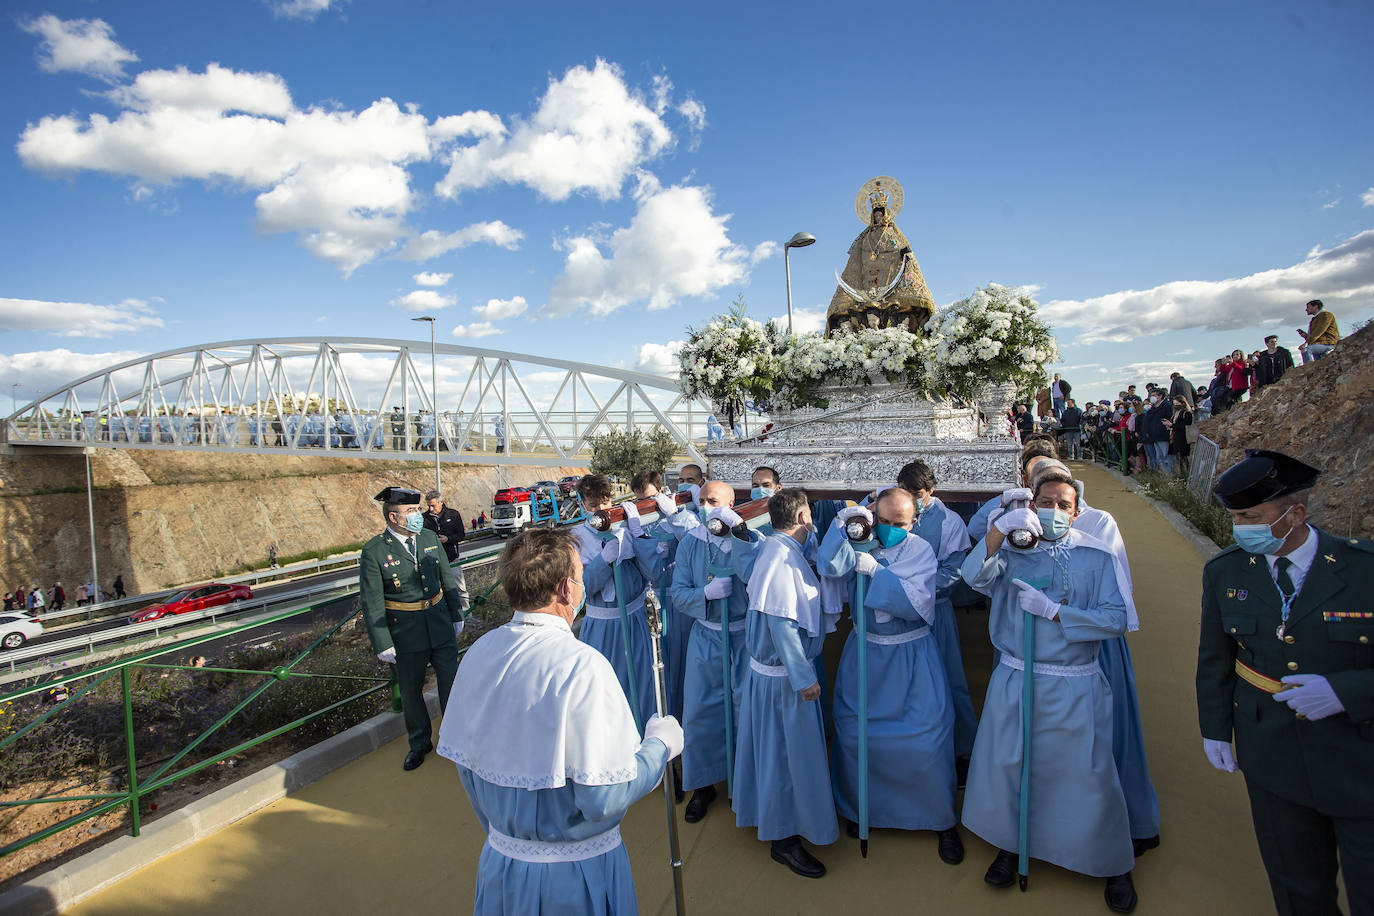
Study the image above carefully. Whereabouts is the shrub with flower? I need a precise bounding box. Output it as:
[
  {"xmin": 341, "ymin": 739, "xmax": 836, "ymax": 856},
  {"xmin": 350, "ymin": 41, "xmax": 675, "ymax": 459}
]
[
  {"xmin": 772, "ymin": 326, "xmax": 935, "ymax": 410},
  {"xmin": 677, "ymin": 304, "xmax": 781, "ymax": 429},
  {"xmin": 926, "ymin": 283, "xmax": 1059, "ymax": 403}
]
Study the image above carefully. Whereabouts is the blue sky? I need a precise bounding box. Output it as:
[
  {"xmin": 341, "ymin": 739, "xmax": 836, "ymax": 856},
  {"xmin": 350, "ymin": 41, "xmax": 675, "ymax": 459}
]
[{"xmin": 2, "ymin": 0, "xmax": 1372, "ymax": 412}]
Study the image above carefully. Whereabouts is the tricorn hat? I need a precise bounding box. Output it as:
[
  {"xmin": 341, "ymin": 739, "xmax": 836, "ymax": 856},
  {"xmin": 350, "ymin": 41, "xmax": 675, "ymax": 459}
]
[
  {"xmin": 374, "ymin": 486, "xmax": 422, "ymax": 504},
  {"xmin": 1213, "ymin": 449, "xmax": 1319, "ymax": 510}
]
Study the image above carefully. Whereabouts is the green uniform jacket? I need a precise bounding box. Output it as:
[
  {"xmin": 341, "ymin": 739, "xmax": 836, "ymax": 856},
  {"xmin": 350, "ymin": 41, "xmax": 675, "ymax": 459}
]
[
  {"xmin": 1197, "ymin": 528, "xmax": 1374, "ymax": 816},
  {"xmin": 359, "ymin": 527, "xmax": 468, "ymax": 654}
]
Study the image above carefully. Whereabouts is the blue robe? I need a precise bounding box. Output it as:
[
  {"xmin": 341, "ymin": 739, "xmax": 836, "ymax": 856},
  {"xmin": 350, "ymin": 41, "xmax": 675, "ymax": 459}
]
[
  {"xmin": 578, "ymin": 525, "xmax": 663, "ymax": 730},
  {"xmin": 733, "ymin": 534, "xmax": 838, "ymax": 845},
  {"xmin": 641, "ymin": 515, "xmax": 692, "ymax": 720},
  {"xmin": 958, "ymin": 531, "xmax": 1134, "ymax": 877},
  {"xmin": 818, "ymin": 525, "xmax": 955, "ymax": 831},
  {"xmin": 670, "ymin": 531, "xmax": 749, "ymax": 791},
  {"xmin": 911, "ymin": 499, "xmax": 978, "ymax": 758}
]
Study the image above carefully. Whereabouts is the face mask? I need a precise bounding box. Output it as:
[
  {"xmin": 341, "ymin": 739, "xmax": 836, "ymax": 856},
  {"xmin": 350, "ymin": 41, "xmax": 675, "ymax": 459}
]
[
  {"xmin": 677, "ymin": 481, "xmax": 695, "ymax": 493},
  {"xmin": 1037, "ymin": 507, "xmax": 1072, "ymax": 541},
  {"xmin": 751, "ymin": 486, "xmax": 775, "ymax": 501},
  {"xmin": 1150, "ymin": 396, "xmax": 1161, "ymax": 405},
  {"xmin": 569, "ymin": 578, "xmax": 586, "ymax": 618},
  {"xmin": 914, "ymin": 498, "xmax": 931, "ymax": 516},
  {"xmin": 698, "ymin": 507, "xmax": 711, "ymax": 524},
  {"xmin": 873, "ymin": 523, "xmax": 908, "ymax": 549},
  {"xmin": 1232, "ymin": 506, "xmax": 1295, "ymax": 555},
  {"xmin": 397, "ymin": 511, "xmax": 425, "ymax": 533}
]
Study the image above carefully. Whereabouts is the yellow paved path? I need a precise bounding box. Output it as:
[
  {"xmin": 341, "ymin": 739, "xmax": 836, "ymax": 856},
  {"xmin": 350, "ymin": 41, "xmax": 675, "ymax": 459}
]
[{"xmin": 68, "ymin": 464, "xmax": 1274, "ymax": 915}]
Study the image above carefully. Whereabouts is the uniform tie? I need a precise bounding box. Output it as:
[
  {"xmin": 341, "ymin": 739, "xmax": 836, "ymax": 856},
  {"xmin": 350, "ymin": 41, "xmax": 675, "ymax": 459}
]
[
  {"xmin": 1274, "ymin": 557, "xmax": 1295, "ymax": 600},
  {"xmin": 406, "ymin": 537, "xmax": 417, "ymax": 570}
]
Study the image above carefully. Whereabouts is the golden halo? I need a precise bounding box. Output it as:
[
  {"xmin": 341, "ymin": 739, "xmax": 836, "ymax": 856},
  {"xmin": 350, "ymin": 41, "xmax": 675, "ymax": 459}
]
[{"xmin": 854, "ymin": 175, "xmax": 905, "ymax": 224}]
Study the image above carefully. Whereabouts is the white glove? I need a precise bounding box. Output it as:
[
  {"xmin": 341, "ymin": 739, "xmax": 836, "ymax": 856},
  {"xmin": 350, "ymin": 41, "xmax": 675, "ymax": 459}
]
[
  {"xmin": 836, "ymin": 505, "xmax": 873, "ymax": 525},
  {"xmin": 454, "ymin": 619, "xmax": 465, "ymax": 638},
  {"xmin": 1001, "ymin": 487, "xmax": 1033, "ymax": 509},
  {"xmin": 1275, "ymin": 674, "xmax": 1345, "ymax": 720},
  {"xmin": 679, "ymin": 484, "xmax": 700, "ymax": 508},
  {"xmin": 621, "ymin": 500, "xmax": 640, "ymax": 520},
  {"xmin": 1202, "ymin": 738, "xmax": 1237, "ymax": 773},
  {"xmin": 994, "ymin": 507, "xmax": 1042, "ymax": 538},
  {"xmin": 644, "ymin": 713, "xmax": 685, "ymax": 759},
  {"xmin": 600, "ymin": 538, "xmax": 621, "ymax": 566},
  {"xmin": 1011, "ymin": 578, "xmax": 1059, "ymax": 619},
  {"xmin": 653, "ymin": 493, "xmax": 678, "ymax": 517},
  {"xmin": 376, "ymin": 647, "xmax": 397, "ymax": 664},
  {"xmin": 710, "ymin": 506, "xmax": 743, "ymax": 529},
  {"xmin": 704, "ymin": 577, "xmax": 733, "ymax": 600},
  {"xmin": 853, "ymin": 552, "xmax": 880, "ymax": 577}
]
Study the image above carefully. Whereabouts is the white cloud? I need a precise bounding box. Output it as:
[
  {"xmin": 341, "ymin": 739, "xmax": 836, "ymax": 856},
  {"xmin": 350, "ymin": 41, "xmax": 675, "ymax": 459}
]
[
  {"xmin": 766, "ymin": 306, "xmax": 826, "ymax": 337},
  {"xmin": 0, "ymin": 349, "xmax": 146, "ymax": 404},
  {"xmin": 106, "ymin": 63, "xmax": 293, "ymax": 116},
  {"xmin": 635, "ymin": 340, "xmax": 683, "ymax": 377},
  {"xmin": 429, "ymin": 111, "xmax": 505, "ymax": 142},
  {"xmin": 546, "ymin": 181, "xmax": 748, "ymax": 317},
  {"xmin": 0, "ymin": 297, "xmax": 163, "ymax": 337},
  {"xmin": 677, "ymin": 98, "xmax": 707, "ymax": 131},
  {"xmin": 1322, "ymin": 199, "xmax": 1341, "ymax": 210},
  {"xmin": 451, "ymin": 322, "xmax": 501, "ymax": 339},
  {"xmin": 1041, "ymin": 229, "xmax": 1374, "ymax": 344},
  {"xmin": 20, "ymin": 14, "xmax": 138, "ymax": 82},
  {"xmin": 1363, "ymin": 188, "xmax": 1374, "ymax": 207},
  {"xmin": 751, "ymin": 241, "xmax": 779, "ymax": 265},
  {"xmin": 473, "ymin": 296, "xmax": 527, "ymax": 320},
  {"xmin": 413, "ymin": 272, "xmax": 452, "ymax": 287},
  {"xmin": 392, "ymin": 290, "xmax": 456, "ymax": 311},
  {"xmin": 398, "ymin": 221, "xmax": 524, "ymax": 261},
  {"xmin": 270, "ymin": 0, "xmax": 342, "ymax": 20},
  {"xmin": 435, "ymin": 59, "xmax": 674, "ymax": 202}
]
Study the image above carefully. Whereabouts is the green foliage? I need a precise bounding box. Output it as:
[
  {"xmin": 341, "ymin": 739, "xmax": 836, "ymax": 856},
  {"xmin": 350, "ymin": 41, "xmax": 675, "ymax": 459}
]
[
  {"xmin": 1135, "ymin": 469, "xmax": 1236, "ymax": 548},
  {"xmin": 588, "ymin": 428, "xmax": 680, "ymax": 483}
]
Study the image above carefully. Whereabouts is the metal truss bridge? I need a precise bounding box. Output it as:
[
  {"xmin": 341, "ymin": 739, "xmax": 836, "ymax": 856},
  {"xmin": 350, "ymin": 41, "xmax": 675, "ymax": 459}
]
[{"xmin": 1, "ymin": 338, "xmax": 713, "ymax": 467}]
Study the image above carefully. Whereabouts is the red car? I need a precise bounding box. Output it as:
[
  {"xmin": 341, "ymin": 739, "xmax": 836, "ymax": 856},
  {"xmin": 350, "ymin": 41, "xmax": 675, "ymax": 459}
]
[
  {"xmin": 129, "ymin": 583, "xmax": 253, "ymax": 623},
  {"xmin": 493, "ymin": 487, "xmax": 530, "ymax": 504}
]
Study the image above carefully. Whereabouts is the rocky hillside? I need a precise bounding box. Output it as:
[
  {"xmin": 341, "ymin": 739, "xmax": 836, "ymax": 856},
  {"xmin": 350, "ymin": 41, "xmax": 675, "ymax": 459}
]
[
  {"xmin": 0, "ymin": 450, "xmax": 581, "ymax": 595},
  {"xmin": 1199, "ymin": 322, "xmax": 1373, "ymax": 539}
]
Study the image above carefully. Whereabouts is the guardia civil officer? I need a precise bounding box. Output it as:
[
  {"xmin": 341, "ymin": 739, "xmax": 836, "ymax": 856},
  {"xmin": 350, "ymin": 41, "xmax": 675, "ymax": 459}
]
[
  {"xmin": 1196, "ymin": 450, "xmax": 1374, "ymax": 915},
  {"xmin": 361, "ymin": 486, "xmax": 469, "ymax": 770}
]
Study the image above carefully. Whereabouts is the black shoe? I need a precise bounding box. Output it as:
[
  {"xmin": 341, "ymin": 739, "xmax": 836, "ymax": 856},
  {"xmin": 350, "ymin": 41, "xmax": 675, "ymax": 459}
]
[
  {"xmin": 1105, "ymin": 872, "xmax": 1138, "ymax": 913},
  {"xmin": 937, "ymin": 827, "xmax": 965, "ymax": 865},
  {"xmin": 1132, "ymin": 835, "xmax": 1160, "ymax": 858},
  {"xmin": 684, "ymin": 785, "xmax": 717, "ymax": 823},
  {"xmin": 845, "ymin": 819, "xmax": 860, "ymax": 839},
  {"xmin": 770, "ymin": 837, "xmax": 826, "ymax": 878},
  {"xmin": 955, "ymin": 755, "xmax": 970, "ymax": 790},
  {"xmin": 984, "ymin": 849, "xmax": 1018, "ymax": 889},
  {"xmin": 402, "ymin": 749, "xmax": 427, "ymax": 771}
]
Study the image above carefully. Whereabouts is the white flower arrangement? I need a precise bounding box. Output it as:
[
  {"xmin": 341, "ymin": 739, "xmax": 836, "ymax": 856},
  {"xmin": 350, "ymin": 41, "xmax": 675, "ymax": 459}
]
[
  {"xmin": 925, "ymin": 283, "xmax": 1059, "ymax": 402},
  {"xmin": 677, "ymin": 303, "xmax": 780, "ymax": 427},
  {"xmin": 772, "ymin": 326, "xmax": 935, "ymax": 410}
]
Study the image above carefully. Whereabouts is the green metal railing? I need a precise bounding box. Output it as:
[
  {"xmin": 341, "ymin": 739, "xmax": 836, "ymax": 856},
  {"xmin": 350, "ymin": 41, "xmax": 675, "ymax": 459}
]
[{"xmin": 0, "ymin": 552, "xmax": 509, "ymax": 862}]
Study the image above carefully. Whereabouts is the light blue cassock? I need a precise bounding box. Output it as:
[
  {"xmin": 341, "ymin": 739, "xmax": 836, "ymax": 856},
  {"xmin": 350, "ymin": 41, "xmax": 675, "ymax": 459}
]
[
  {"xmin": 1075, "ymin": 503, "xmax": 1160, "ymax": 841},
  {"xmin": 576, "ymin": 524, "xmax": 664, "ymax": 730},
  {"xmin": 958, "ymin": 530, "xmax": 1135, "ymax": 878},
  {"xmin": 818, "ymin": 522, "xmax": 956, "ymax": 831},
  {"xmin": 733, "ymin": 533, "xmax": 839, "ymax": 845},
  {"xmin": 669, "ymin": 527, "xmax": 749, "ymax": 791},
  {"xmin": 911, "ymin": 498, "xmax": 978, "ymax": 758},
  {"xmin": 441, "ymin": 613, "xmax": 669, "ymax": 915},
  {"xmin": 646, "ymin": 509, "xmax": 702, "ymax": 722},
  {"xmin": 966, "ymin": 494, "xmax": 999, "ymax": 544}
]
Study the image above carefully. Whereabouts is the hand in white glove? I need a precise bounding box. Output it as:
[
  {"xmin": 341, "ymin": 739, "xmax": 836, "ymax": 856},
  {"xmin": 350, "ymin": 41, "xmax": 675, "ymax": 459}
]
[
  {"xmin": 376, "ymin": 647, "xmax": 397, "ymax": 664},
  {"xmin": 621, "ymin": 500, "xmax": 640, "ymax": 520},
  {"xmin": 836, "ymin": 505, "xmax": 873, "ymax": 525},
  {"xmin": 600, "ymin": 538, "xmax": 621, "ymax": 566},
  {"xmin": 853, "ymin": 552, "xmax": 880, "ymax": 577},
  {"xmin": 1275, "ymin": 674, "xmax": 1345, "ymax": 720},
  {"xmin": 653, "ymin": 493, "xmax": 679, "ymax": 517},
  {"xmin": 1011, "ymin": 578, "xmax": 1059, "ymax": 619},
  {"xmin": 710, "ymin": 506, "xmax": 743, "ymax": 529},
  {"xmin": 1001, "ymin": 487, "xmax": 1033, "ymax": 509},
  {"xmin": 703, "ymin": 577, "xmax": 733, "ymax": 600},
  {"xmin": 1202, "ymin": 738, "xmax": 1238, "ymax": 773},
  {"xmin": 680, "ymin": 484, "xmax": 700, "ymax": 508},
  {"xmin": 994, "ymin": 507, "xmax": 1043, "ymax": 538},
  {"xmin": 454, "ymin": 619, "xmax": 465, "ymax": 638},
  {"xmin": 644, "ymin": 713, "xmax": 685, "ymax": 759}
]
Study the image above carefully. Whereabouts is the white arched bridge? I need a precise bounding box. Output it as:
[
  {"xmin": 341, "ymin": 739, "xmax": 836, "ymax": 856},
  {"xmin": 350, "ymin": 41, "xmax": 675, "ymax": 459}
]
[{"xmin": 1, "ymin": 338, "xmax": 714, "ymax": 467}]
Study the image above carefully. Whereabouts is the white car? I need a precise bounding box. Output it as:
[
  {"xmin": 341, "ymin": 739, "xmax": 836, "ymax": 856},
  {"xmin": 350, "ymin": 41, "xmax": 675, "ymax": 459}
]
[{"xmin": 0, "ymin": 612, "xmax": 44, "ymax": 650}]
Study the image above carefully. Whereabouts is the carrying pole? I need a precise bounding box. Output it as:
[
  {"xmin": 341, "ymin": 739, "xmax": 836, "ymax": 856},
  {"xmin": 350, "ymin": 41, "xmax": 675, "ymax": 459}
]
[
  {"xmin": 1018, "ymin": 611, "xmax": 1035, "ymax": 890},
  {"xmin": 645, "ymin": 588, "xmax": 687, "ymax": 916},
  {"xmin": 708, "ymin": 562, "xmax": 736, "ymax": 798}
]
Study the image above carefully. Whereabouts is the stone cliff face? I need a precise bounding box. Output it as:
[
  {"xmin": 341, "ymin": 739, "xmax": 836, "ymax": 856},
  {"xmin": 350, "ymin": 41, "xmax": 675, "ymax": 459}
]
[
  {"xmin": 0, "ymin": 451, "xmax": 582, "ymax": 595},
  {"xmin": 1199, "ymin": 322, "xmax": 1373, "ymax": 539}
]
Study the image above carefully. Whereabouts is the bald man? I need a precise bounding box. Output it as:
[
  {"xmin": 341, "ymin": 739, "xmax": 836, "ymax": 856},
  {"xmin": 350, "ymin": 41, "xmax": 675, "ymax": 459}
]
[{"xmin": 669, "ymin": 480, "xmax": 750, "ymax": 823}]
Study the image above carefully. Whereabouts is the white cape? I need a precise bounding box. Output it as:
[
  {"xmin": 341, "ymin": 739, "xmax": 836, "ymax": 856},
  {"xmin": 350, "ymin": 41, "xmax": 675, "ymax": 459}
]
[
  {"xmin": 747, "ymin": 533, "xmax": 836, "ymax": 637},
  {"xmin": 437, "ymin": 611, "xmax": 642, "ymax": 788}
]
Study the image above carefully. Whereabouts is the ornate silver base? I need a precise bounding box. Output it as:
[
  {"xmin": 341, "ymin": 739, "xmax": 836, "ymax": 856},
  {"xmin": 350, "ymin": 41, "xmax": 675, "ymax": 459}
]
[{"xmin": 705, "ymin": 381, "xmax": 1019, "ymax": 496}]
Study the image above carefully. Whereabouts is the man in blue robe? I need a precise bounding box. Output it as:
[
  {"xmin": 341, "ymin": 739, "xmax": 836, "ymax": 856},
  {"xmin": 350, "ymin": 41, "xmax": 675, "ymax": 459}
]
[
  {"xmin": 966, "ymin": 437, "xmax": 1061, "ymax": 543},
  {"xmin": 670, "ymin": 482, "xmax": 751, "ymax": 823},
  {"xmin": 734, "ymin": 489, "xmax": 839, "ymax": 878},
  {"xmin": 439, "ymin": 527, "xmax": 684, "ymax": 915},
  {"xmin": 818, "ymin": 488, "xmax": 963, "ymax": 864},
  {"xmin": 574, "ymin": 474, "xmax": 664, "ymax": 730},
  {"xmin": 960, "ymin": 476, "xmax": 1138, "ymax": 914}
]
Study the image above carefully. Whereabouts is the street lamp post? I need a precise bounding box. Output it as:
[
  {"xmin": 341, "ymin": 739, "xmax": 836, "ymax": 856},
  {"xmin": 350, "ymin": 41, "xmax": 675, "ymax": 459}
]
[
  {"xmin": 784, "ymin": 231, "xmax": 817, "ymax": 335},
  {"xmin": 85, "ymin": 449, "xmax": 99, "ymax": 608},
  {"xmin": 411, "ymin": 316, "xmax": 441, "ymax": 495},
  {"xmin": 11, "ymin": 383, "xmax": 19, "ymax": 415}
]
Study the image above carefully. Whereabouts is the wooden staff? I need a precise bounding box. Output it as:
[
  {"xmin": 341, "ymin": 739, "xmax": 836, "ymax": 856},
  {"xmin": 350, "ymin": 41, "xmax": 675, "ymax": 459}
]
[{"xmin": 644, "ymin": 588, "xmax": 687, "ymax": 916}]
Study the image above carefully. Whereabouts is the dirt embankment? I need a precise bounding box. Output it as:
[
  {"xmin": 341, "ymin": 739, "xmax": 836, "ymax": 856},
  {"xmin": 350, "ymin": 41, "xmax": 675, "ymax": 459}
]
[
  {"xmin": 0, "ymin": 450, "xmax": 581, "ymax": 594},
  {"xmin": 1199, "ymin": 322, "xmax": 1373, "ymax": 539}
]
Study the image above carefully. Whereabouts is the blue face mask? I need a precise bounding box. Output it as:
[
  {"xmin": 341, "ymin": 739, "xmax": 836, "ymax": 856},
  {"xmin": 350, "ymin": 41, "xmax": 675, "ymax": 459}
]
[
  {"xmin": 751, "ymin": 486, "xmax": 775, "ymax": 501},
  {"xmin": 914, "ymin": 498, "xmax": 931, "ymax": 516},
  {"xmin": 401, "ymin": 511, "xmax": 426, "ymax": 533},
  {"xmin": 1037, "ymin": 507, "xmax": 1072, "ymax": 541},
  {"xmin": 677, "ymin": 481, "xmax": 695, "ymax": 493},
  {"xmin": 569, "ymin": 578, "xmax": 586, "ymax": 618},
  {"xmin": 1232, "ymin": 506, "xmax": 1294, "ymax": 555},
  {"xmin": 873, "ymin": 523, "xmax": 908, "ymax": 549}
]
